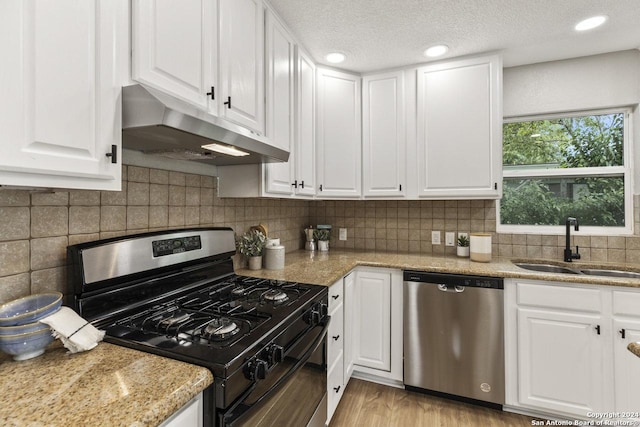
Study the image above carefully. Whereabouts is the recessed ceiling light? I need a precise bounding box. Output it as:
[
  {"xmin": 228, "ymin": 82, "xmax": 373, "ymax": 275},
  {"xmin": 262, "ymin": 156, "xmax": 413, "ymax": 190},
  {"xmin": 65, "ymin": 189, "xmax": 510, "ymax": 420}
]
[
  {"xmin": 575, "ymin": 15, "xmax": 608, "ymax": 31},
  {"xmin": 325, "ymin": 52, "xmax": 346, "ymax": 64},
  {"xmin": 424, "ymin": 45, "xmax": 449, "ymax": 58}
]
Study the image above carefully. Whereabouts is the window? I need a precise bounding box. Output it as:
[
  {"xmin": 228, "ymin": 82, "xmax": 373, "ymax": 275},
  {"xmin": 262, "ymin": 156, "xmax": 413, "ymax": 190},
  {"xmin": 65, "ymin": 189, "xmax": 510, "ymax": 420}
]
[{"xmin": 498, "ymin": 109, "xmax": 632, "ymax": 235}]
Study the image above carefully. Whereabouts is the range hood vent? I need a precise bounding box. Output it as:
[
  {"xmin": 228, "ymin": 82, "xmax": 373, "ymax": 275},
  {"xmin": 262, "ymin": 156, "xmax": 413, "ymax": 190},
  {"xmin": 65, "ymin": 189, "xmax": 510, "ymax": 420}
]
[{"xmin": 122, "ymin": 84, "xmax": 289, "ymax": 166}]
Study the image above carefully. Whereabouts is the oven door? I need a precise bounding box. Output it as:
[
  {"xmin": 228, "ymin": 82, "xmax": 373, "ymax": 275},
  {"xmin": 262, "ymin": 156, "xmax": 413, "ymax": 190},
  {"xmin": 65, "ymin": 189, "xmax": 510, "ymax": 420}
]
[{"xmin": 221, "ymin": 322, "xmax": 328, "ymax": 427}]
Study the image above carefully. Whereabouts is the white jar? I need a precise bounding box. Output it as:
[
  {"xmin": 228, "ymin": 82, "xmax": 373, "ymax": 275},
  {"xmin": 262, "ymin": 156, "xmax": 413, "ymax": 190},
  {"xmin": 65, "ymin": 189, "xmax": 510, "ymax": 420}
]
[
  {"xmin": 265, "ymin": 245, "xmax": 285, "ymax": 270},
  {"xmin": 470, "ymin": 233, "xmax": 492, "ymax": 263}
]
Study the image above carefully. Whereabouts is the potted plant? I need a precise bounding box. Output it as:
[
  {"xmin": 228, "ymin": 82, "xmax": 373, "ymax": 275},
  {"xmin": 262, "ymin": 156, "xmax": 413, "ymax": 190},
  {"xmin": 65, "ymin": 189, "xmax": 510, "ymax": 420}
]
[
  {"xmin": 236, "ymin": 229, "xmax": 267, "ymax": 270},
  {"xmin": 313, "ymin": 229, "xmax": 330, "ymax": 252},
  {"xmin": 457, "ymin": 234, "xmax": 470, "ymax": 257}
]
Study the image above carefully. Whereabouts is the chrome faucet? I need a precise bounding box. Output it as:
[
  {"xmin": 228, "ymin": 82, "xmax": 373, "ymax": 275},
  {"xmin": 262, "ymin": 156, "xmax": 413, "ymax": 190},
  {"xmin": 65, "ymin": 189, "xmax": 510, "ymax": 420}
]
[{"xmin": 564, "ymin": 217, "xmax": 580, "ymax": 262}]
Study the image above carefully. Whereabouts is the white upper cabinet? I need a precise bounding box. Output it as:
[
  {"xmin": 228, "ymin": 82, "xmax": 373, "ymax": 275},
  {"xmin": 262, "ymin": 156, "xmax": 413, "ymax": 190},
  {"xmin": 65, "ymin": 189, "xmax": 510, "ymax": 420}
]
[
  {"xmin": 219, "ymin": 0, "xmax": 265, "ymax": 135},
  {"xmin": 294, "ymin": 48, "xmax": 317, "ymax": 197},
  {"xmin": 362, "ymin": 71, "xmax": 405, "ymax": 198},
  {"xmin": 0, "ymin": 0, "xmax": 124, "ymax": 191},
  {"xmin": 316, "ymin": 68, "xmax": 362, "ymax": 198},
  {"xmin": 263, "ymin": 8, "xmax": 294, "ymax": 195},
  {"xmin": 416, "ymin": 54, "xmax": 502, "ymax": 199},
  {"xmin": 132, "ymin": 0, "xmax": 217, "ymax": 115}
]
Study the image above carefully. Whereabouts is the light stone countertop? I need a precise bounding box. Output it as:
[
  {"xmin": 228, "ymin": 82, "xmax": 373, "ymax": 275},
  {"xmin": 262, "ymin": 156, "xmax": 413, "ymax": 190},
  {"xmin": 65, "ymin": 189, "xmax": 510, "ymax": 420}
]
[
  {"xmin": 0, "ymin": 341, "xmax": 213, "ymax": 427},
  {"xmin": 235, "ymin": 249, "xmax": 640, "ymax": 288}
]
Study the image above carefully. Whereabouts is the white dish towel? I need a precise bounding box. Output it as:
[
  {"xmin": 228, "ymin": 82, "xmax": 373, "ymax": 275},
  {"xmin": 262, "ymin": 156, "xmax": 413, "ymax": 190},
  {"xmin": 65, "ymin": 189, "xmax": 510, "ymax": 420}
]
[{"xmin": 39, "ymin": 306, "xmax": 105, "ymax": 353}]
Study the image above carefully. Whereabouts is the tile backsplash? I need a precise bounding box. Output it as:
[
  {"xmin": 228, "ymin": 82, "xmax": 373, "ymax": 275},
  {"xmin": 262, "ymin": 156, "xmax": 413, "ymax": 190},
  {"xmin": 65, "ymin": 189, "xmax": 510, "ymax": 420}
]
[
  {"xmin": 310, "ymin": 198, "xmax": 640, "ymax": 263},
  {"xmin": 0, "ymin": 166, "xmax": 309, "ymax": 304},
  {"xmin": 1, "ymin": 167, "xmax": 639, "ymax": 304}
]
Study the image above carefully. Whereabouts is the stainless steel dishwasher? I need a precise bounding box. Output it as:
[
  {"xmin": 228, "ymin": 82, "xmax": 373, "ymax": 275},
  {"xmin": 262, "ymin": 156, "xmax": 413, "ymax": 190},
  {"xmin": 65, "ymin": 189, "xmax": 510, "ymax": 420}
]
[{"xmin": 403, "ymin": 270, "xmax": 504, "ymax": 407}]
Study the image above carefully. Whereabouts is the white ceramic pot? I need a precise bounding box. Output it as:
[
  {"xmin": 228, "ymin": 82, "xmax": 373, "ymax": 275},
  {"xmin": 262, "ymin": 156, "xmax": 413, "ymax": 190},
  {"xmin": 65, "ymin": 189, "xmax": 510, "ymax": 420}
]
[
  {"xmin": 457, "ymin": 246, "xmax": 470, "ymax": 257},
  {"xmin": 248, "ymin": 256, "xmax": 262, "ymax": 270},
  {"xmin": 470, "ymin": 233, "xmax": 492, "ymax": 262},
  {"xmin": 318, "ymin": 240, "xmax": 329, "ymax": 252}
]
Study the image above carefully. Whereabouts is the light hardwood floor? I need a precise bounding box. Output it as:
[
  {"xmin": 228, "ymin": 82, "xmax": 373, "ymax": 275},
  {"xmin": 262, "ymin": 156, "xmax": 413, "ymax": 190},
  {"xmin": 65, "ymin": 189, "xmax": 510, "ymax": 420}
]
[{"xmin": 330, "ymin": 379, "xmax": 537, "ymax": 427}]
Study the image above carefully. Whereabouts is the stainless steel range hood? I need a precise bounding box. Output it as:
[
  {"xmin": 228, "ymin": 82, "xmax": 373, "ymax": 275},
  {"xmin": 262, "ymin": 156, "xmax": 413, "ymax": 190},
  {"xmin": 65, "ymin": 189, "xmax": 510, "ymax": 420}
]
[{"xmin": 122, "ymin": 84, "xmax": 289, "ymax": 166}]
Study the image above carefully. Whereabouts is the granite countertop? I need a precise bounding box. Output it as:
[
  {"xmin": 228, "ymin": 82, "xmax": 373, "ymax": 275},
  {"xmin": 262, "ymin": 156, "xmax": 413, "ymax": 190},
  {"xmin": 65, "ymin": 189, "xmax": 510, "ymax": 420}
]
[
  {"xmin": 0, "ymin": 341, "xmax": 213, "ymax": 427},
  {"xmin": 236, "ymin": 249, "xmax": 640, "ymax": 288}
]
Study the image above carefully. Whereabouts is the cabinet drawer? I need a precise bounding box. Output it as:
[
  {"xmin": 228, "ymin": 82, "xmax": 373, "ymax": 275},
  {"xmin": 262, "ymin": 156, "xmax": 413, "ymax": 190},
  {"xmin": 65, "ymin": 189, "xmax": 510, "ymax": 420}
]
[
  {"xmin": 613, "ymin": 290, "xmax": 640, "ymax": 316},
  {"xmin": 329, "ymin": 280, "xmax": 344, "ymax": 312},
  {"xmin": 327, "ymin": 302, "xmax": 344, "ymax": 366},
  {"xmin": 516, "ymin": 282, "xmax": 602, "ymax": 313},
  {"xmin": 327, "ymin": 354, "xmax": 345, "ymax": 423}
]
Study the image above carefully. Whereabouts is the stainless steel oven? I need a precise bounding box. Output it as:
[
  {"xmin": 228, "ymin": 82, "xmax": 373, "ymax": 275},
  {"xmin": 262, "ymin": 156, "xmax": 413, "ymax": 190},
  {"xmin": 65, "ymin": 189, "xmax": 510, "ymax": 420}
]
[{"xmin": 69, "ymin": 228, "xmax": 329, "ymax": 427}]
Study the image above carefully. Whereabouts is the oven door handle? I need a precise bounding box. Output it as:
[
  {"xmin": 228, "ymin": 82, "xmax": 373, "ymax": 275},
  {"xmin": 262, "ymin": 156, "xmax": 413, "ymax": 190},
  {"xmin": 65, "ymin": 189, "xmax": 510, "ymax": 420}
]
[{"xmin": 223, "ymin": 319, "xmax": 330, "ymax": 426}]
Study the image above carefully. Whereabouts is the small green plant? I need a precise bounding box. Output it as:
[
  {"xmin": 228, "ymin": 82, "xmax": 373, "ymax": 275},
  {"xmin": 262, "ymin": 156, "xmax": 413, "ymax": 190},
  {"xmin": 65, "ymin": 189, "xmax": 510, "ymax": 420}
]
[
  {"xmin": 457, "ymin": 234, "xmax": 470, "ymax": 247},
  {"xmin": 236, "ymin": 229, "xmax": 267, "ymax": 257},
  {"xmin": 313, "ymin": 229, "xmax": 330, "ymax": 241}
]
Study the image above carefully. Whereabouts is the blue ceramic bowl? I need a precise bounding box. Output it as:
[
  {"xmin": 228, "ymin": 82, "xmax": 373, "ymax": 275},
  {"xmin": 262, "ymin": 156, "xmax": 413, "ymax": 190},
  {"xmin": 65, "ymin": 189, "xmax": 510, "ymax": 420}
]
[
  {"xmin": 0, "ymin": 292, "xmax": 63, "ymax": 326},
  {"xmin": 0, "ymin": 320, "xmax": 49, "ymax": 336},
  {"xmin": 0, "ymin": 326, "xmax": 54, "ymax": 360}
]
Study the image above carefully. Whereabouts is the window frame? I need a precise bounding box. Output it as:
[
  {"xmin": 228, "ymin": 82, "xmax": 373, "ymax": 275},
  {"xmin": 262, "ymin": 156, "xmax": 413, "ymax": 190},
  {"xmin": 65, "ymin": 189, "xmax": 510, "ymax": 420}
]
[{"xmin": 497, "ymin": 107, "xmax": 633, "ymax": 236}]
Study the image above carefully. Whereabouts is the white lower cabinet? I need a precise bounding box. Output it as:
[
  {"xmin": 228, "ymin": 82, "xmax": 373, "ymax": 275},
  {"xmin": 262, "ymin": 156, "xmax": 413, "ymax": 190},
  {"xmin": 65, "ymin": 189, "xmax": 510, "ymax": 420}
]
[
  {"xmin": 327, "ymin": 277, "xmax": 345, "ymax": 424},
  {"xmin": 506, "ymin": 279, "xmax": 640, "ymax": 421},
  {"xmin": 159, "ymin": 392, "xmax": 203, "ymax": 427},
  {"xmin": 350, "ymin": 267, "xmax": 403, "ymax": 385}
]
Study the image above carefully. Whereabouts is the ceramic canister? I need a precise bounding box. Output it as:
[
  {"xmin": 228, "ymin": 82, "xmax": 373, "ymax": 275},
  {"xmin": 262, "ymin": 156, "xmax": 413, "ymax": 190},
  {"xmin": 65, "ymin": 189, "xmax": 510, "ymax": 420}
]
[
  {"xmin": 265, "ymin": 245, "xmax": 285, "ymax": 270},
  {"xmin": 470, "ymin": 233, "xmax": 492, "ymax": 263}
]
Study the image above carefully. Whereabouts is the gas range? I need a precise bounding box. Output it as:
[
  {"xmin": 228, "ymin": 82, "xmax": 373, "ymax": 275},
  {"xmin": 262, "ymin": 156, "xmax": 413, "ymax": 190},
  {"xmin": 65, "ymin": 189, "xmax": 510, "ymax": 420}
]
[{"xmin": 68, "ymin": 228, "xmax": 329, "ymax": 426}]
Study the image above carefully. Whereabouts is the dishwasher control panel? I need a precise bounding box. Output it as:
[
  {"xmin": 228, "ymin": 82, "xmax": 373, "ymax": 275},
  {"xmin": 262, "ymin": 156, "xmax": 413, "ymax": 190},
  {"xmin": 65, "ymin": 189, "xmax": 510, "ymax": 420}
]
[{"xmin": 403, "ymin": 270, "xmax": 503, "ymax": 289}]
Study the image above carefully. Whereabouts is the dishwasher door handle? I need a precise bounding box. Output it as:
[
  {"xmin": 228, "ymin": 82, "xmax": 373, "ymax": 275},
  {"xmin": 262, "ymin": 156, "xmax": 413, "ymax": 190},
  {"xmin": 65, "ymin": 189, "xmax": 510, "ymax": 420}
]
[{"xmin": 437, "ymin": 284, "xmax": 465, "ymax": 293}]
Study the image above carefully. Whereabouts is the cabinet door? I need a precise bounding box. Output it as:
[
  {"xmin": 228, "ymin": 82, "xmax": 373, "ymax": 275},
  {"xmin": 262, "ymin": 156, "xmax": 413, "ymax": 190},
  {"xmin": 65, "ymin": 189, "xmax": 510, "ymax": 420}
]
[
  {"xmin": 316, "ymin": 68, "xmax": 361, "ymax": 198},
  {"xmin": 353, "ymin": 270, "xmax": 391, "ymax": 371},
  {"xmin": 517, "ymin": 307, "xmax": 606, "ymax": 417},
  {"xmin": 263, "ymin": 9, "xmax": 294, "ymax": 196},
  {"xmin": 362, "ymin": 71, "xmax": 405, "ymax": 197},
  {"xmin": 343, "ymin": 272, "xmax": 355, "ymax": 381},
  {"xmin": 219, "ymin": 0, "xmax": 264, "ymax": 134},
  {"xmin": 613, "ymin": 319, "xmax": 640, "ymax": 412},
  {"xmin": 416, "ymin": 55, "xmax": 501, "ymax": 198},
  {"xmin": 0, "ymin": 0, "xmax": 123, "ymax": 191},
  {"xmin": 294, "ymin": 48, "xmax": 317, "ymax": 197},
  {"xmin": 132, "ymin": 0, "xmax": 217, "ymax": 115}
]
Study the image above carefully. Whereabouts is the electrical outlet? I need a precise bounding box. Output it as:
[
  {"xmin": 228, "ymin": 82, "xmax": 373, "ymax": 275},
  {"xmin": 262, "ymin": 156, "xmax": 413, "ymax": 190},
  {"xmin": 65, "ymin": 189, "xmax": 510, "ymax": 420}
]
[
  {"xmin": 431, "ymin": 231, "xmax": 441, "ymax": 245},
  {"xmin": 339, "ymin": 228, "xmax": 347, "ymax": 241},
  {"xmin": 445, "ymin": 232, "xmax": 455, "ymax": 246}
]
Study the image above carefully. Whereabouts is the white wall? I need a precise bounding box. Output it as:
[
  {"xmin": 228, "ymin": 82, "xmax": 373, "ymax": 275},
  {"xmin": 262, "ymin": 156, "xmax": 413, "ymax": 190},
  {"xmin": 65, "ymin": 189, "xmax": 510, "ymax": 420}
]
[{"xmin": 503, "ymin": 49, "xmax": 640, "ymax": 192}]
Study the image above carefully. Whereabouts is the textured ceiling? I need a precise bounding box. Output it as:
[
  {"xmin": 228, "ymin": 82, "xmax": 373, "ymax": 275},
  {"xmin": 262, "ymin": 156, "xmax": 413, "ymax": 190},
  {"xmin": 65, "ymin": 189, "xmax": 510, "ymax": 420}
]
[{"xmin": 267, "ymin": 0, "xmax": 640, "ymax": 73}]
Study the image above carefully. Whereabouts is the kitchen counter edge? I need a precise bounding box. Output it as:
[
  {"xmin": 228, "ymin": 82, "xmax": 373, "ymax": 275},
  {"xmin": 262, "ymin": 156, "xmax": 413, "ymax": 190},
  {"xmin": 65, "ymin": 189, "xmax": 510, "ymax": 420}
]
[{"xmin": 235, "ymin": 249, "xmax": 640, "ymax": 289}]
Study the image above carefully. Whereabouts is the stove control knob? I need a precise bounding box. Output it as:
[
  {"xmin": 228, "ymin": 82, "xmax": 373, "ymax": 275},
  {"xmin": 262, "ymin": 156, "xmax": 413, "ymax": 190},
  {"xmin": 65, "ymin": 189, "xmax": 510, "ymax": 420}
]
[
  {"xmin": 269, "ymin": 344, "xmax": 284, "ymax": 364},
  {"xmin": 244, "ymin": 359, "xmax": 268, "ymax": 381}
]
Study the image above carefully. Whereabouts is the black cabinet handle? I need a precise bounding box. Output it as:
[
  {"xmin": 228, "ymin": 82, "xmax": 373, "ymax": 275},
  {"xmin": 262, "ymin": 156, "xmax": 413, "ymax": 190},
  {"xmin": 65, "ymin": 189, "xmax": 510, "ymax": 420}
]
[
  {"xmin": 105, "ymin": 145, "xmax": 117, "ymax": 164},
  {"xmin": 494, "ymin": 182, "xmax": 498, "ymax": 190},
  {"xmin": 332, "ymin": 335, "xmax": 340, "ymax": 341},
  {"xmin": 292, "ymin": 180, "xmax": 298, "ymax": 188},
  {"xmin": 399, "ymin": 184, "xmax": 402, "ymax": 191},
  {"xmin": 206, "ymin": 86, "xmax": 215, "ymax": 100},
  {"xmin": 620, "ymin": 329, "xmax": 626, "ymax": 339},
  {"xmin": 333, "ymin": 386, "xmax": 341, "ymax": 393},
  {"xmin": 300, "ymin": 181, "xmax": 305, "ymax": 189},
  {"xmin": 224, "ymin": 96, "xmax": 231, "ymax": 109},
  {"xmin": 595, "ymin": 325, "xmax": 601, "ymax": 335},
  {"xmin": 332, "ymin": 295, "xmax": 339, "ymax": 300},
  {"xmin": 319, "ymin": 185, "xmax": 323, "ymax": 191}
]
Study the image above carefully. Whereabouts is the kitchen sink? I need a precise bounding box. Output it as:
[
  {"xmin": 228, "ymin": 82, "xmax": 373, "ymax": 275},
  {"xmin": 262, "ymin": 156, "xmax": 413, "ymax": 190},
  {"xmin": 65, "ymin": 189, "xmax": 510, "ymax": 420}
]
[
  {"xmin": 578, "ymin": 269, "xmax": 640, "ymax": 279},
  {"xmin": 513, "ymin": 263, "xmax": 579, "ymax": 274},
  {"xmin": 513, "ymin": 261, "xmax": 640, "ymax": 279}
]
